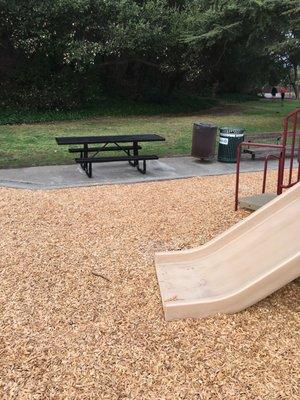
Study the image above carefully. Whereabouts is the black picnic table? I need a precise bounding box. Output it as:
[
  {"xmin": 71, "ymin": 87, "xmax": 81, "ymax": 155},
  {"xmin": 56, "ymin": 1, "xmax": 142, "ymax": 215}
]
[{"xmin": 55, "ymin": 134, "xmax": 165, "ymax": 178}]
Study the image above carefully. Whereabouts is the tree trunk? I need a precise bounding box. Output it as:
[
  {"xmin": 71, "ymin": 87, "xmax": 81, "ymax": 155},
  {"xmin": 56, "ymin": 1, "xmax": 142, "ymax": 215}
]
[{"xmin": 289, "ymin": 65, "xmax": 299, "ymax": 99}]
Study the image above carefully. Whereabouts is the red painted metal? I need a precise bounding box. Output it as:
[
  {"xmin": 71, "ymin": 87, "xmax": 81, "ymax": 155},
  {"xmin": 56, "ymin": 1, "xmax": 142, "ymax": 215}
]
[
  {"xmin": 262, "ymin": 154, "xmax": 280, "ymax": 194},
  {"xmin": 235, "ymin": 108, "xmax": 300, "ymax": 210}
]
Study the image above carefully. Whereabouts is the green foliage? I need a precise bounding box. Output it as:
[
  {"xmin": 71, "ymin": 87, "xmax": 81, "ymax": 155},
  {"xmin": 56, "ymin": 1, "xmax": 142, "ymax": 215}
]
[
  {"xmin": 0, "ymin": 95, "xmax": 219, "ymax": 125},
  {"xmin": 0, "ymin": 0, "xmax": 299, "ymax": 110}
]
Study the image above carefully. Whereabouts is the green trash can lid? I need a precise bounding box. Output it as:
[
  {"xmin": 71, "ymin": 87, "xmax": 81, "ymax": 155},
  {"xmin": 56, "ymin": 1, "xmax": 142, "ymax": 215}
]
[
  {"xmin": 220, "ymin": 126, "xmax": 245, "ymax": 134},
  {"xmin": 219, "ymin": 127, "xmax": 245, "ymax": 138}
]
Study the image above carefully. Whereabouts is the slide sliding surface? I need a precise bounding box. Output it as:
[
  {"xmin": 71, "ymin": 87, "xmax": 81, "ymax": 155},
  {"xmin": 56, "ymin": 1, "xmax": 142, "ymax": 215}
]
[{"xmin": 155, "ymin": 183, "xmax": 300, "ymax": 320}]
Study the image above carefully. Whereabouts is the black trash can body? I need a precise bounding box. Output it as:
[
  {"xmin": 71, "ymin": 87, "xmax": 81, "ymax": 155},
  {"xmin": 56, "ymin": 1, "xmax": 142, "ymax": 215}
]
[
  {"xmin": 218, "ymin": 127, "xmax": 245, "ymax": 163},
  {"xmin": 191, "ymin": 123, "xmax": 217, "ymax": 160}
]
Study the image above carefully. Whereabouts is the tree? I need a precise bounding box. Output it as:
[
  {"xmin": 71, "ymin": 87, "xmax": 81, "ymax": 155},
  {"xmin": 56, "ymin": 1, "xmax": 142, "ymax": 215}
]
[{"xmin": 0, "ymin": 0, "xmax": 299, "ymax": 109}]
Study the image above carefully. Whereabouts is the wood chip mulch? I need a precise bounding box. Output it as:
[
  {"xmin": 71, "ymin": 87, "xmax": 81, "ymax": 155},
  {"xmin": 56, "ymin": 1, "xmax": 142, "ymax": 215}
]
[{"xmin": 0, "ymin": 170, "xmax": 299, "ymax": 399}]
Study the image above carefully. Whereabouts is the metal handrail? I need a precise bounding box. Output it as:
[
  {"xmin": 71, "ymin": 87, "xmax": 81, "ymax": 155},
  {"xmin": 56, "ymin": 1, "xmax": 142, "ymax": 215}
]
[
  {"xmin": 235, "ymin": 108, "xmax": 300, "ymax": 211},
  {"xmin": 235, "ymin": 142, "xmax": 284, "ymax": 210},
  {"xmin": 262, "ymin": 154, "xmax": 281, "ymax": 194}
]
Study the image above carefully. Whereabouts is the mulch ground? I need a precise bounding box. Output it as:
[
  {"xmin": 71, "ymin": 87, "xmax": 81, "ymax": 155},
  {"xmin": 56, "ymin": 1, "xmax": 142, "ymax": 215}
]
[{"xmin": 0, "ymin": 170, "xmax": 299, "ymax": 399}]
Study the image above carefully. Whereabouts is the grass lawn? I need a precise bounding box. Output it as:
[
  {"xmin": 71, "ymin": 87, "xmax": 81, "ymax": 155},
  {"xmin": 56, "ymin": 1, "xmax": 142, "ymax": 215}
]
[{"xmin": 0, "ymin": 99, "xmax": 299, "ymax": 169}]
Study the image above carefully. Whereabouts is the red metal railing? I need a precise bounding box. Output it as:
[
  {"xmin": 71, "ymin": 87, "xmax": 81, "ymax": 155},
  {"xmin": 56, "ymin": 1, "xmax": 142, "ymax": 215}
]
[{"xmin": 235, "ymin": 108, "xmax": 300, "ymax": 210}]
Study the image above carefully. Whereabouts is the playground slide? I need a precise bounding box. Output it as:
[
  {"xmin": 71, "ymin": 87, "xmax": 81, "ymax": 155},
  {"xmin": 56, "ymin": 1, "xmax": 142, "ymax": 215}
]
[{"xmin": 155, "ymin": 182, "xmax": 300, "ymax": 320}]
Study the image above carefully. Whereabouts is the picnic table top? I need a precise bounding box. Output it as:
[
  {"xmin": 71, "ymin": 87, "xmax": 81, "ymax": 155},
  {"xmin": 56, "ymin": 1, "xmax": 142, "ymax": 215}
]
[{"xmin": 56, "ymin": 134, "xmax": 165, "ymax": 145}]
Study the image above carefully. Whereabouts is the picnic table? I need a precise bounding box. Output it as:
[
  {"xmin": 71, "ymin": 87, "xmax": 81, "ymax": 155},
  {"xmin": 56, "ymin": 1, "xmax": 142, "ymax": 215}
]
[
  {"xmin": 55, "ymin": 134, "xmax": 165, "ymax": 178},
  {"xmin": 242, "ymin": 131, "xmax": 300, "ymax": 159}
]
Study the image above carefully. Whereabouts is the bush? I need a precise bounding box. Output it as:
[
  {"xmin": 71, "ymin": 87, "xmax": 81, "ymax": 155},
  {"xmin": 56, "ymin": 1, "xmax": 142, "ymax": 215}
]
[{"xmin": 0, "ymin": 95, "xmax": 219, "ymax": 125}]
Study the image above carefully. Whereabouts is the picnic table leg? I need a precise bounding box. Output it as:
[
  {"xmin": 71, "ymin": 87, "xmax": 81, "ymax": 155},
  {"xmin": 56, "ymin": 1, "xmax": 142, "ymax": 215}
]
[
  {"xmin": 83, "ymin": 143, "xmax": 92, "ymax": 177},
  {"xmin": 87, "ymin": 161, "xmax": 92, "ymax": 178},
  {"xmin": 133, "ymin": 141, "xmax": 139, "ymax": 166},
  {"xmin": 137, "ymin": 159, "xmax": 146, "ymax": 174},
  {"xmin": 79, "ymin": 145, "xmax": 86, "ymax": 171}
]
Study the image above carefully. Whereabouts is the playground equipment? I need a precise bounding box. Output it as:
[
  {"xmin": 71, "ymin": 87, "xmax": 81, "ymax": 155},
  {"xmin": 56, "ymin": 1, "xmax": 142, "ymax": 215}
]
[
  {"xmin": 235, "ymin": 108, "xmax": 300, "ymax": 210},
  {"xmin": 155, "ymin": 109, "xmax": 300, "ymax": 321},
  {"xmin": 155, "ymin": 182, "xmax": 300, "ymax": 320}
]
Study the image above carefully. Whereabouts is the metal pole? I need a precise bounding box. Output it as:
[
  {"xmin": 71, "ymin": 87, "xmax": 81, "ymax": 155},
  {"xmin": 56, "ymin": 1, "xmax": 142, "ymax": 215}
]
[
  {"xmin": 288, "ymin": 112, "xmax": 298, "ymax": 185},
  {"xmin": 262, "ymin": 154, "xmax": 280, "ymax": 194},
  {"xmin": 235, "ymin": 143, "xmax": 242, "ymax": 211},
  {"xmin": 277, "ymin": 117, "xmax": 288, "ymax": 194}
]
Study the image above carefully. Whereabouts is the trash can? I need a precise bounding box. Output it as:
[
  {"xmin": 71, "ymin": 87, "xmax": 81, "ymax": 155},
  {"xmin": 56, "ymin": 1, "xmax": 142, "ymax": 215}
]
[
  {"xmin": 191, "ymin": 123, "xmax": 217, "ymax": 160},
  {"xmin": 218, "ymin": 127, "xmax": 245, "ymax": 163}
]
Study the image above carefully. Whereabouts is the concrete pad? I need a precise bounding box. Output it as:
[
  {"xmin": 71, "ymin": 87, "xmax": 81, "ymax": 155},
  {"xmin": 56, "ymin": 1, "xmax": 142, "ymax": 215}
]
[
  {"xmin": 239, "ymin": 193, "xmax": 277, "ymax": 211},
  {"xmin": 0, "ymin": 156, "xmax": 279, "ymax": 190}
]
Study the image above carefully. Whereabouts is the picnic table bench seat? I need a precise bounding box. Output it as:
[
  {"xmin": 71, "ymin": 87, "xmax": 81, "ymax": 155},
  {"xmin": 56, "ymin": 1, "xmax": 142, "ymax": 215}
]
[
  {"xmin": 68, "ymin": 145, "xmax": 142, "ymax": 154},
  {"xmin": 76, "ymin": 155, "xmax": 158, "ymax": 177}
]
